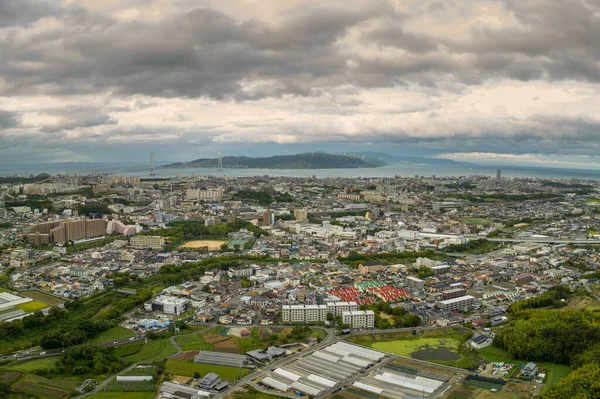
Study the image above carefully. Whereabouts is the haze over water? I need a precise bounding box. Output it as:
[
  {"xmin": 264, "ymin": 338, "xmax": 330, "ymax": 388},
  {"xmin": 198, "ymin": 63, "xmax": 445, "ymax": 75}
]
[{"xmin": 2, "ymin": 163, "xmax": 600, "ymax": 181}]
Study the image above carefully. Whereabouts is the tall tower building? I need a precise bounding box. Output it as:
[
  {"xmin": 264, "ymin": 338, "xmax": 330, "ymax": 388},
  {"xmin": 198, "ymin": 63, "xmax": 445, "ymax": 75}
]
[{"xmin": 496, "ymin": 169, "xmax": 502, "ymax": 180}]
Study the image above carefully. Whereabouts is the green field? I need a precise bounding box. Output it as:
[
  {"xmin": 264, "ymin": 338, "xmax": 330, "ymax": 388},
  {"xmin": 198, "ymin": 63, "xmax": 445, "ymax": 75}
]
[
  {"xmin": 165, "ymin": 360, "xmax": 253, "ymax": 381},
  {"xmin": 119, "ymin": 339, "xmax": 178, "ymax": 363},
  {"xmin": 174, "ymin": 333, "xmax": 213, "ymax": 351},
  {"xmin": 460, "ymin": 218, "xmax": 491, "ymax": 226},
  {"xmin": 89, "ymin": 327, "xmax": 135, "ymax": 345},
  {"xmin": 105, "ymin": 380, "xmax": 156, "ymax": 392},
  {"xmin": 7, "ymin": 357, "xmax": 58, "ymax": 373},
  {"xmin": 23, "ymin": 374, "xmax": 79, "ymax": 390},
  {"xmin": 86, "ymin": 392, "xmax": 156, "ymax": 399},
  {"xmin": 366, "ymin": 336, "xmax": 461, "ymax": 357},
  {"xmin": 477, "ymin": 345, "xmax": 571, "ymax": 394},
  {"xmin": 15, "ymin": 300, "xmax": 49, "ymax": 312},
  {"xmin": 13, "ymin": 381, "xmax": 67, "ymax": 399}
]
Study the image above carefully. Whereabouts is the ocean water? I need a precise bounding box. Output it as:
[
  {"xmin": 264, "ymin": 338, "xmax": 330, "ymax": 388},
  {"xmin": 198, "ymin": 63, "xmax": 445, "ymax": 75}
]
[{"xmin": 1, "ymin": 162, "xmax": 600, "ymax": 181}]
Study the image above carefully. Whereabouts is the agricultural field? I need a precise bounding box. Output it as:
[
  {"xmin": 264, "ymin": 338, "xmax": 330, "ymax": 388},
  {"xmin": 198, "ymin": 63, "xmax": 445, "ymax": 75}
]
[
  {"xmin": 15, "ymin": 300, "xmax": 49, "ymax": 312},
  {"xmin": 477, "ymin": 345, "xmax": 571, "ymax": 394},
  {"xmin": 11, "ymin": 374, "xmax": 79, "ymax": 399},
  {"xmin": 118, "ymin": 339, "xmax": 178, "ymax": 363},
  {"xmin": 20, "ymin": 290, "xmax": 64, "ymax": 306},
  {"xmin": 105, "ymin": 380, "xmax": 156, "ymax": 392},
  {"xmin": 165, "ymin": 360, "xmax": 253, "ymax": 381},
  {"xmin": 86, "ymin": 392, "xmax": 156, "ymax": 399},
  {"xmin": 7, "ymin": 357, "xmax": 58, "ymax": 373},
  {"xmin": 174, "ymin": 333, "xmax": 213, "ymax": 351},
  {"xmin": 89, "ymin": 326, "xmax": 135, "ymax": 345}
]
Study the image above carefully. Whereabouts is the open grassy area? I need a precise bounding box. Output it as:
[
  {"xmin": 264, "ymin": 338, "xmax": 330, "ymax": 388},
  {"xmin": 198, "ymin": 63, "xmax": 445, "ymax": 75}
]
[
  {"xmin": 86, "ymin": 392, "xmax": 156, "ymax": 399},
  {"xmin": 89, "ymin": 326, "xmax": 135, "ymax": 345},
  {"xmin": 174, "ymin": 333, "xmax": 213, "ymax": 351},
  {"xmin": 12, "ymin": 381, "xmax": 67, "ymax": 399},
  {"xmin": 117, "ymin": 339, "xmax": 178, "ymax": 363},
  {"xmin": 15, "ymin": 300, "xmax": 49, "ymax": 312},
  {"xmin": 310, "ymin": 328, "xmax": 327, "ymax": 340},
  {"xmin": 567, "ymin": 296, "xmax": 600, "ymax": 311},
  {"xmin": 165, "ymin": 360, "xmax": 253, "ymax": 381},
  {"xmin": 234, "ymin": 328, "xmax": 266, "ymax": 354},
  {"xmin": 477, "ymin": 345, "xmax": 571, "ymax": 394},
  {"xmin": 6, "ymin": 357, "xmax": 58, "ymax": 373},
  {"xmin": 460, "ymin": 218, "xmax": 491, "ymax": 226},
  {"xmin": 229, "ymin": 385, "xmax": 288, "ymax": 399},
  {"xmin": 367, "ymin": 336, "xmax": 461, "ymax": 357}
]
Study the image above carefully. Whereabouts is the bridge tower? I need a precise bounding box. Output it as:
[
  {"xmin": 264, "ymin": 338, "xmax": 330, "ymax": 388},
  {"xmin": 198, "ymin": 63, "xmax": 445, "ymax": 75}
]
[
  {"xmin": 218, "ymin": 152, "xmax": 223, "ymax": 170},
  {"xmin": 150, "ymin": 151, "xmax": 156, "ymax": 176}
]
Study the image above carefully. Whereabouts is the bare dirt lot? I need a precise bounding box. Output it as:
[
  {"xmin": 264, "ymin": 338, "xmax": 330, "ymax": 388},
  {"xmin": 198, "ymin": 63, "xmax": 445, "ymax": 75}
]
[{"xmin": 179, "ymin": 240, "xmax": 226, "ymax": 250}]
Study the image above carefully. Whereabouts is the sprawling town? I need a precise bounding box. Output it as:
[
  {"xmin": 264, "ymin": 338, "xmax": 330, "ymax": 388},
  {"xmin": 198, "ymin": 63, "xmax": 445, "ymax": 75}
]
[{"xmin": 0, "ymin": 171, "xmax": 598, "ymax": 399}]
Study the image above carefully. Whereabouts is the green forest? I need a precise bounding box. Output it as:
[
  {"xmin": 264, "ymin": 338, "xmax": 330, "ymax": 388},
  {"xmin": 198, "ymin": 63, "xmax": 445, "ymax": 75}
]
[{"xmin": 493, "ymin": 286, "xmax": 600, "ymax": 397}]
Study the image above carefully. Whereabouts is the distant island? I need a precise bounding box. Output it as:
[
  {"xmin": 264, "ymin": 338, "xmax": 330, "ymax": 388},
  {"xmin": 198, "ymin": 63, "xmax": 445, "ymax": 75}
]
[{"xmin": 164, "ymin": 153, "xmax": 386, "ymax": 169}]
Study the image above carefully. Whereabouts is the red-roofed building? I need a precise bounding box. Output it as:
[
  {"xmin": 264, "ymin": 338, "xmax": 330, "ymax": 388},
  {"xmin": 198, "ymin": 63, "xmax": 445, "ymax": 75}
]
[{"xmin": 367, "ymin": 285, "xmax": 411, "ymax": 302}]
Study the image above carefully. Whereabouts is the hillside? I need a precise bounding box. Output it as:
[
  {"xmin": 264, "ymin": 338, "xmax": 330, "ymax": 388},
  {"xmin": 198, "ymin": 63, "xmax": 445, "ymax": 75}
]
[{"xmin": 164, "ymin": 153, "xmax": 386, "ymax": 169}]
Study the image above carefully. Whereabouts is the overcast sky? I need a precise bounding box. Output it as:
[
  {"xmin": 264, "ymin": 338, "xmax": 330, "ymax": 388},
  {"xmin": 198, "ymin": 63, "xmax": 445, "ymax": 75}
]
[{"xmin": 1, "ymin": 0, "xmax": 600, "ymax": 168}]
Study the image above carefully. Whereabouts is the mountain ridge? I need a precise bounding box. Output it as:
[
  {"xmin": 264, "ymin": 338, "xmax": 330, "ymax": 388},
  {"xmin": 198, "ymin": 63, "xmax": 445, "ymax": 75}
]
[{"xmin": 163, "ymin": 152, "xmax": 386, "ymax": 169}]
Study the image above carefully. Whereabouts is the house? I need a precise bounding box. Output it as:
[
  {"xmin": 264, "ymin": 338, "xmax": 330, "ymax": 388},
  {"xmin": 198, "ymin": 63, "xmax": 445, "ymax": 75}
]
[
  {"xmin": 469, "ymin": 334, "xmax": 493, "ymax": 350},
  {"xmin": 521, "ymin": 362, "xmax": 539, "ymax": 378}
]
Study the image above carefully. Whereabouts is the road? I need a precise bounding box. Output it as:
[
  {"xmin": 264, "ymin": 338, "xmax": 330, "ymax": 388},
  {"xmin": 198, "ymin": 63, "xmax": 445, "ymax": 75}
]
[
  {"xmin": 72, "ymin": 363, "xmax": 140, "ymax": 399},
  {"xmin": 585, "ymin": 284, "xmax": 600, "ymax": 301}
]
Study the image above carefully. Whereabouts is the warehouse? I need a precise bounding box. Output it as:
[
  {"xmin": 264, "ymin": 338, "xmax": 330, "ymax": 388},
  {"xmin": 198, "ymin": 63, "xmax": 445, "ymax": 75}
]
[
  {"xmin": 194, "ymin": 351, "xmax": 251, "ymax": 368},
  {"xmin": 260, "ymin": 377, "xmax": 290, "ymax": 392},
  {"xmin": 262, "ymin": 342, "xmax": 386, "ymax": 396}
]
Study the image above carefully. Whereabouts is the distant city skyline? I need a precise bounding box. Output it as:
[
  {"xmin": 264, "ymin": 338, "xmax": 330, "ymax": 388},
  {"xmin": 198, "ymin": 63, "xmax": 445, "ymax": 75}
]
[{"xmin": 1, "ymin": 0, "xmax": 600, "ymax": 169}]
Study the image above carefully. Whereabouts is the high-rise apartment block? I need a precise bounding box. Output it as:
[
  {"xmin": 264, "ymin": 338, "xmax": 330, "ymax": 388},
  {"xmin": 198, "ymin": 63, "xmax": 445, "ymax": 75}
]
[{"xmin": 27, "ymin": 219, "xmax": 107, "ymax": 244}]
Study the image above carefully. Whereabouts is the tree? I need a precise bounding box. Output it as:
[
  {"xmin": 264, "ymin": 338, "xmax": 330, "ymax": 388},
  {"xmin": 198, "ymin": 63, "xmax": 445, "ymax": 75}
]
[
  {"xmin": 234, "ymin": 244, "xmax": 241, "ymax": 254},
  {"xmin": 193, "ymin": 372, "xmax": 200, "ymax": 379}
]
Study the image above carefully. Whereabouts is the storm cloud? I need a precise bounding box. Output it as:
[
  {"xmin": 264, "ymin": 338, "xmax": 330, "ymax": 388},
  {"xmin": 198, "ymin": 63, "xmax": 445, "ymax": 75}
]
[{"xmin": 1, "ymin": 0, "xmax": 600, "ymax": 167}]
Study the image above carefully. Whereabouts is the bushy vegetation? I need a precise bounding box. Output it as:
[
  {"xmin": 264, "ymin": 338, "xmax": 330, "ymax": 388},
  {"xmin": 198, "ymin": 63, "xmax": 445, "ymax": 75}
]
[
  {"xmin": 139, "ymin": 220, "xmax": 265, "ymax": 251},
  {"xmin": 233, "ymin": 190, "xmax": 273, "ymax": 205},
  {"xmin": 443, "ymin": 239, "xmax": 500, "ymax": 254},
  {"xmin": 360, "ymin": 303, "xmax": 421, "ymax": 329},
  {"xmin": 341, "ymin": 249, "xmax": 450, "ymax": 267},
  {"xmin": 494, "ymin": 286, "xmax": 600, "ymax": 398}
]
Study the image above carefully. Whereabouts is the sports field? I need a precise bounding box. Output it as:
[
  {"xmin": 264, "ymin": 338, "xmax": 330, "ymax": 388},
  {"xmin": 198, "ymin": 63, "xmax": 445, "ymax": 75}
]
[{"xmin": 180, "ymin": 240, "xmax": 225, "ymax": 250}]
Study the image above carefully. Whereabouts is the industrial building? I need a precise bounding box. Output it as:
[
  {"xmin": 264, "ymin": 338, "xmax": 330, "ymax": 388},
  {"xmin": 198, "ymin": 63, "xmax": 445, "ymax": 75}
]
[
  {"xmin": 260, "ymin": 342, "xmax": 385, "ymax": 396},
  {"xmin": 144, "ymin": 295, "xmax": 189, "ymax": 315},
  {"xmin": 194, "ymin": 351, "xmax": 252, "ymax": 368}
]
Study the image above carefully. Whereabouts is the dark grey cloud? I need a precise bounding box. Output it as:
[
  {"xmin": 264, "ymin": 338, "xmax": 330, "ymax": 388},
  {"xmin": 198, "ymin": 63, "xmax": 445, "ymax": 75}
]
[{"xmin": 0, "ymin": 110, "xmax": 19, "ymax": 129}]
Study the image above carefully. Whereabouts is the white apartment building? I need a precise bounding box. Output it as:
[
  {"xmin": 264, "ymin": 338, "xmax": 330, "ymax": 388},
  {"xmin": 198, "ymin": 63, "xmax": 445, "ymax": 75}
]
[
  {"xmin": 437, "ymin": 295, "xmax": 475, "ymax": 311},
  {"xmin": 185, "ymin": 188, "xmax": 224, "ymax": 201},
  {"xmin": 342, "ymin": 310, "xmax": 375, "ymax": 329},
  {"xmin": 326, "ymin": 301, "xmax": 359, "ymax": 317},
  {"xmin": 130, "ymin": 235, "xmax": 165, "ymax": 249},
  {"xmin": 281, "ymin": 304, "xmax": 327, "ymax": 323},
  {"xmin": 228, "ymin": 266, "xmax": 254, "ymax": 278}
]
